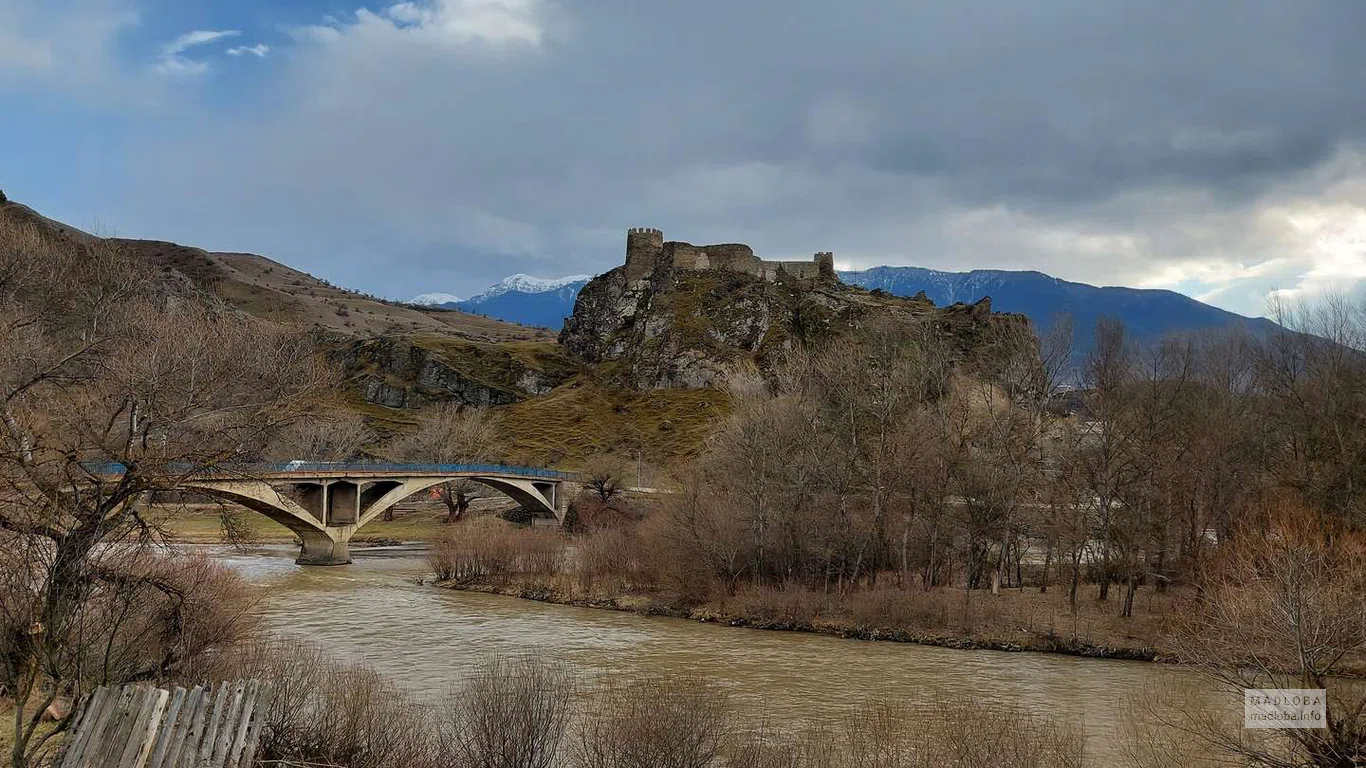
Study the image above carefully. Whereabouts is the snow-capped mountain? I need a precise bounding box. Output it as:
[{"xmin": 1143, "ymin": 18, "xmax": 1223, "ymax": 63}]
[
  {"xmin": 414, "ymin": 274, "xmax": 593, "ymax": 330},
  {"xmin": 465, "ymin": 274, "xmax": 591, "ymax": 303},
  {"xmin": 410, "ymin": 292, "xmax": 463, "ymax": 306}
]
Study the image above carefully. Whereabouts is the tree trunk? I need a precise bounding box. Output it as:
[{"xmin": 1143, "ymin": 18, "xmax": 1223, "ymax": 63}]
[
  {"xmin": 438, "ymin": 483, "xmax": 470, "ymax": 523},
  {"xmin": 1040, "ymin": 546, "xmax": 1052, "ymax": 594},
  {"xmin": 1122, "ymin": 573, "xmax": 1137, "ymax": 618},
  {"xmin": 900, "ymin": 526, "xmax": 909, "ymax": 589},
  {"xmin": 1068, "ymin": 554, "xmax": 1081, "ymax": 615}
]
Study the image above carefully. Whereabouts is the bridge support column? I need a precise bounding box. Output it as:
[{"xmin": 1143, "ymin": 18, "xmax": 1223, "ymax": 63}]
[{"xmin": 296, "ymin": 529, "xmax": 351, "ymax": 566}]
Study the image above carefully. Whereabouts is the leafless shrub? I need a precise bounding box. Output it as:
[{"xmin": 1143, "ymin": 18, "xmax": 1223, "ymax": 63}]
[
  {"xmin": 723, "ymin": 584, "xmax": 831, "ymax": 627},
  {"xmin": 572, "ymin": 674, "xmax": 730, "ymax": 768},
  {"xmin": 443, "ymin": 655, "xmax": 573, "ymax": 768},
  {"xmin": 922, "ymin": 699, "xmax": 1087, "ymax": 768},
  {"xmin": 840, "ymin": 588, "xmax": 943, "ymax": 631},
  {"xmin": 574, "ymin": 526, "xmax": 647, "ymax": 593},
  {"xmin": 191, "ymin": 639, "xmax": 438, "ymax": 768},
  {"xmin": 1164, "ymin": 502, "xmax": 1366, "ymax": 766},
  {"xmin": 427, "ymin": 518, "xmax": 564, "ymax": 585},
  {"xmin": 734, "ymin": 698, "xmax": 1085, "ymax": 768}
]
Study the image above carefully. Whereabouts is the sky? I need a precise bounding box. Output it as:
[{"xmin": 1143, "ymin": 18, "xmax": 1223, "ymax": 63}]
[{"xmin": 2, "ymin": 0, "xmax": 1365, "ymax": 316}]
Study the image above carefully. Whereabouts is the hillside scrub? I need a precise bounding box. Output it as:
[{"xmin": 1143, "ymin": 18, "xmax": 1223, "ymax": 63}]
[{"xmin": 0, "ymin": 217, "xmax": 326, "ymax": 768}]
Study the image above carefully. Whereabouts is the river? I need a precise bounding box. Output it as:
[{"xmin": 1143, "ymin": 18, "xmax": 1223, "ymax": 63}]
[{"xmin": 212, "ymin": 543, "xmax": 1221, "ymax": 767}]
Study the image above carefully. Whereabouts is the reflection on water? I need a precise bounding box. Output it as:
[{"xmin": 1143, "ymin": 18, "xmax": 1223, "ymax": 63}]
[{"xmin": 211, "ymin": 544, "xmax": 1219, "ymax": 767}]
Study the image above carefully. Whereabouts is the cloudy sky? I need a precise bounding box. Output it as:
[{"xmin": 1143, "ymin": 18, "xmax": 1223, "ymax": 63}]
[{"xmin": 2, "ymin": 0, "xmax": 1364, "ymax": 315}]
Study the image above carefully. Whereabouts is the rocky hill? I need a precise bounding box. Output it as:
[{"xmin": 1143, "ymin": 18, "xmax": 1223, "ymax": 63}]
[
  {"xmin": 560, "ymin": 234, "xmax": 1033, "ymax": 390},
  {"xmin": 0, "ymin": 194, "xmax": 570, "ymax": 434},
  {"xmin": 422, "ymin": 263, "xmax": 1289, "ymax": 376}
]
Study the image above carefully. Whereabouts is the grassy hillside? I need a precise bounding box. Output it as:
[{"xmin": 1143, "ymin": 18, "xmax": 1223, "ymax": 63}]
[
  {"xmin": 499, "ymin": 378, "xmax": 730, "ymax": 469},
  {"xmin": 0, "ymin": 198, "xmax": 549, "ymax": 343}
]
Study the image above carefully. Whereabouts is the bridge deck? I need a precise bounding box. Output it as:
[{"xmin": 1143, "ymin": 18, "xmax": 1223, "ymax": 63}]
[{"xmin": 89, "ymin": 462, "xmax": 575, "ymax": 481}]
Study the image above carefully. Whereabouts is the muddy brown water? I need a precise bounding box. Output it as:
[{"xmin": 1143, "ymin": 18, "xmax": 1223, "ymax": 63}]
[{"xmin": 209, "ymin": 544, "xmax": 1224, "ymax": 767}]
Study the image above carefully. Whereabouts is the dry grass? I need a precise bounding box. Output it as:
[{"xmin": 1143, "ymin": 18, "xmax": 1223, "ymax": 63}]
[
  {"xmin": 499, "ymin": 380, "xmax": 730, "ymax": 468},
  {"xmin": 403, "ymin": 335, "xmax": 578, "ymax": 387},
  {"xmin": 0, "ymin": 703, "xmax": 60, "ymax": 762}
]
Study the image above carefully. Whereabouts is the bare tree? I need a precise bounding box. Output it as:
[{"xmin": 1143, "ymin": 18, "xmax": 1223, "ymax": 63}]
[
  {"xmin": 582, "ymin": 454, "xmax": 627, "ymax": 503},
  {"xmin": 269, "ymin": 411, "xmax": 374, "ymax": 462},
  {"xmin": 389, "ymin": 403, "xmax": 503, "ymax": 522},
  {"xmin": 1171, "ymin": 503, "xmax": 1366, "ymax": 766},
  {"xmin": 0, "ymin": 218, "xmax": 325, "ymax": 767},
  {"xmin": 1257, "ymin": 293, "xmax": 1366, "ymax": 527}
]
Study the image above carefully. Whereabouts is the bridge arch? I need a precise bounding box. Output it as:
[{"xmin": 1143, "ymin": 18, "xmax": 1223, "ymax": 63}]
[
  {"xmin": 174, "ymin": 466, "xmax": 571, "ymax": 565},
  {"xmin": 353, "ymin": 475, "xmax": 562, "ymax": 530}
]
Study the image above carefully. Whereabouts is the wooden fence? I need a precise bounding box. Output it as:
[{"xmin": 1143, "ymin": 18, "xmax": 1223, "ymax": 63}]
[{"xmin": 58, "ymin": 681, "xmax": 271, "ymax": 768}]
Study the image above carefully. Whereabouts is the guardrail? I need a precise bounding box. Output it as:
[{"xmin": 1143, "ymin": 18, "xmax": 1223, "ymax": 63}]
[{"xmin": 84, "ymin": 462, "xmax": 576, "ymax": 481}]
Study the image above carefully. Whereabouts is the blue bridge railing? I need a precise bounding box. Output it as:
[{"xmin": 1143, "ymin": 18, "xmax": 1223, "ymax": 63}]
[{"xmin": 85, "ymin": 462, "xmax": 576, "ymax": 481}]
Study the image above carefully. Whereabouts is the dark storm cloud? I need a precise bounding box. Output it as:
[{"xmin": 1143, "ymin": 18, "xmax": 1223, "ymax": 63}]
[{"xmin": 111, "ymin": 0, "xmax": 1366, "ymax": 308}]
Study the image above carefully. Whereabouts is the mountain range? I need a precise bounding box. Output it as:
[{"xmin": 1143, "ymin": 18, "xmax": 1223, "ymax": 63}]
[
  {"xmin": 418, "ymin": 266, "xmax": 1282, "ymax": 361},
  {"xmin": 416, "ymin": 274, "xmax": 591, "ymax": 330}
]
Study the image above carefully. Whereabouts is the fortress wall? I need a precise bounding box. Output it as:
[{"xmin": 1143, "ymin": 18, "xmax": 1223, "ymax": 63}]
[
  {"xmin": 626, "ymin": 230, "xmax": 834, "ymax": 284},
  {"xmin": 774, "ymin": 261, "xmax": 822, "ymax": 280},
  {"xmin": 666, "ymin": 243, "xmax": 710, "ymax": 270},
  {"xmin": 703, "ymin": 244, "xmax": 758, "ymax": 272}
]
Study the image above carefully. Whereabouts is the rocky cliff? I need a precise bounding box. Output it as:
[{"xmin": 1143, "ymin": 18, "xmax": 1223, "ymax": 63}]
[
  {"xmin": 560, "ymin": 257, "xmax": 1034, "ymax": 390},
  {"xmin": 327, "ymin": 333, "xmax": 578, "ymax": 410}
]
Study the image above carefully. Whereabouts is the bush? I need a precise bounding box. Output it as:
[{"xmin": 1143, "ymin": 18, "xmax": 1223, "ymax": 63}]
[
  {"xmin": 444, "ymin": 655, "xmax": 573, "ymax": 768},
  {"xmin": 194, "ymin": 650, "xmax": 1088, "ymax": 768},
  {"xmin": 188, "ymin": 640, "xmax": 438, "ymax": 768},
  {"xmin": 427, "ymin": 517, "xmax": 565, "ymax": 585},
  {"xmin": 575, "ymin": 526, "xmax": 649, "ymax": 594},
  {"xmin": 572, "ymin": 675, "xmax": 730, "ymax": 768},
  {"xmin": 840, "ymin": 588, "xmax": 951, "ymax": 632}
]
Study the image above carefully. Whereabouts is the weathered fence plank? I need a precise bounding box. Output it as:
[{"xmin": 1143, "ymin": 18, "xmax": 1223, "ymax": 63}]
[
  {"xmin": 58, "ymin": 681, "xmax": 270, "ymax": 768},
  {"xmin": 147, "ymin": 687, "xmax": 187, "ymax": 768}
]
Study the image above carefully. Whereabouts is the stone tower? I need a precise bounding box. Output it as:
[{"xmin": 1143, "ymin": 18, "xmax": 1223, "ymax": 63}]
[
  {"xmin": 625, "ymin": 227, "xmax": 664, "ymax": 280},
  {"xmin": 815, "ymin": 252, "xmax": 835, "ymax": 280}
]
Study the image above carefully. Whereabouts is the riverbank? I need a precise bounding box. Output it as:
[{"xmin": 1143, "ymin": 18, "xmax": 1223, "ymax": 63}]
[{"xmin": 433, "ymin": 577, "xmax": 1176, "ymax": 663}]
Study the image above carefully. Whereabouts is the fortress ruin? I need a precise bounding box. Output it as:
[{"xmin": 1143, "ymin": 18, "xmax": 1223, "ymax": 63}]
[{"xmin": 624, "ymin": 228, "xmax": 836, "ymax": 283}]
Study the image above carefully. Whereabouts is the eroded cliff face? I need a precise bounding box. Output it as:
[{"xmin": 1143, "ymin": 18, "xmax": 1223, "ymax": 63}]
[
  {"xmin": 327, "ymin": 334, "xmax": 578, "ymax": 409},
  {"xmin": 559, "ymin": 259, "xmax": 1033, "ymax": 390}
]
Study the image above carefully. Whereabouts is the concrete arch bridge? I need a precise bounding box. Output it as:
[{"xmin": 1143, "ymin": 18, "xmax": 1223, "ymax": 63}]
[{"xmin": 175, "ymin": 463, "xmax": 574, "ymax": 565}]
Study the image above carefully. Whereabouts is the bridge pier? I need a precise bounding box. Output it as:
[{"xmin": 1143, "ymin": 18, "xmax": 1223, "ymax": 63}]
[{"xmin": 296, "ymin": 529, "xmax": 352, "ymax": 566}]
